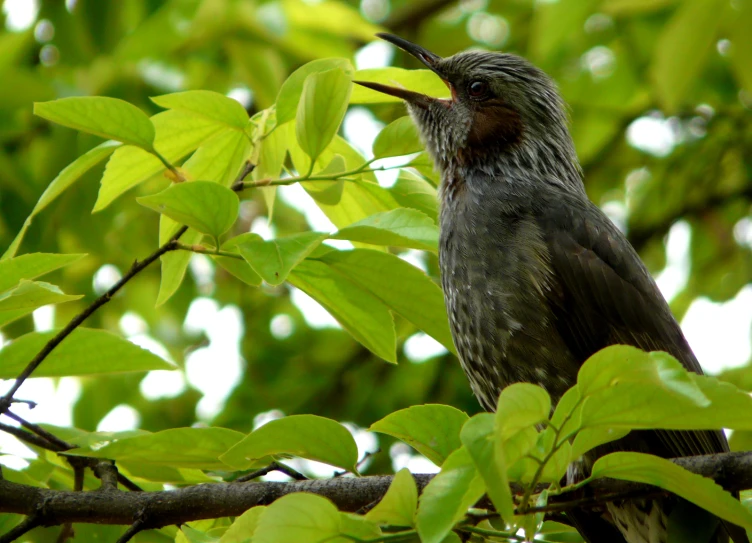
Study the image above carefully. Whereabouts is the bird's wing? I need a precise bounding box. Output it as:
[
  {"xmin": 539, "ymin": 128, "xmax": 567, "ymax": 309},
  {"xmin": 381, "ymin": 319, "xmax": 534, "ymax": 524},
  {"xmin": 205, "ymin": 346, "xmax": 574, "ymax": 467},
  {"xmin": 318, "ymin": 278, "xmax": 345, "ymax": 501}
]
[
  {"xmin": 540, "ymin": 197, "xmax": 749, "ymax": 543},
  {"xmin": 539, "ymin": 196, "xmax": 726, "ymax": 458}
]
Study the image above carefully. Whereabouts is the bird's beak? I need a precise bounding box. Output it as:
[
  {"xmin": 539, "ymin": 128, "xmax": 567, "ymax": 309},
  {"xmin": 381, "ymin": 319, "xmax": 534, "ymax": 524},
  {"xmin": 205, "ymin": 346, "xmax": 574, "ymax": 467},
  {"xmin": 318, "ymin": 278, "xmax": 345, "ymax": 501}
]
[{"xmin": 354, "ymin": 33, "xmax": 445, "ymax": 109}]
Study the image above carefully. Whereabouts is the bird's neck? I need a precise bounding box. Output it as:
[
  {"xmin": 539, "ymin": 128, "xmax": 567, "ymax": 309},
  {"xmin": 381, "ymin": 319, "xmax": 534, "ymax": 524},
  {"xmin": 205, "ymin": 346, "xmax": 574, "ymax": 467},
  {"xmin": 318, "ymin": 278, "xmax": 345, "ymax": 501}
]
[{"xmin": 439, "ymin": 127, "xmax": 586, "ymax": 200}]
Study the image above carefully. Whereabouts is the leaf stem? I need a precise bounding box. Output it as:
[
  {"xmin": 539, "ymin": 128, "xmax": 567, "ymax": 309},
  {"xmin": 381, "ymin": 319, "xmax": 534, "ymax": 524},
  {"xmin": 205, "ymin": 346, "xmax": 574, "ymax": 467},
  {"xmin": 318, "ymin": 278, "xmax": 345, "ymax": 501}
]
[
  {"xmin": 175, "ymin": 243, "xmax": 244, "ymax": 260},
  {"xmin": 457, "ymin": 525, "xmax": 524, "ymax": 541},
  {"xmin": 152, "ymin": 149, "xmax": 185, "ymax": 182},
  {"xmin": 337, "ymin": 530, "xmax": 417, "ymax": 543}
]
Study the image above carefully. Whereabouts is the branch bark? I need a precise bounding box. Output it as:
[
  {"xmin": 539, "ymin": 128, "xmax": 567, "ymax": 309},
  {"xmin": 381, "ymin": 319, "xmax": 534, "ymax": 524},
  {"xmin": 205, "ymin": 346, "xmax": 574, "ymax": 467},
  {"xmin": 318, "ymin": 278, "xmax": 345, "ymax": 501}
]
[{"xmin": 1, "ymin": 452, "xmax": 750, "ymax": 533}]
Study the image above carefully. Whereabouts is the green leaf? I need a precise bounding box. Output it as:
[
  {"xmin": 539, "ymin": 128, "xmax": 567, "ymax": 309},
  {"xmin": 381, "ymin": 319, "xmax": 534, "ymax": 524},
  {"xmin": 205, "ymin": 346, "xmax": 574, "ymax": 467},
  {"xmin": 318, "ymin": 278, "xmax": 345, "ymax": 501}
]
[
  {"xmin": 296, "ymin": 68, "xmax": 353, "ymax": 162},
  {"xmin": 288, "ymin": 260, "xmax": 397, "ymax": 362},
  {"xmin": 338, "ymin": 514, "xmax": 382, "ymax": 542},
  {"xmin": 0, "ymin": 328, "xmax": 175, "ymax": 378},
  {"xmin": 181, "ymin": 128, "xmax": 252, "ymax": 187},
  {"xmin": 238, "ymin": 232, "xmax": 329, "ymax": 286},
  {"xmin": 460, "ymin": 414, "xmax": 515, "ymax": 523},
  {"xmin": 65, "ymin": 427, "xmax": 244, "ymax": 470},
  {"xmin": 496, "ymin": 383, "xmax": 551, "ymax": 440},
  {"xmin": 365, "ymin": 468, "xmax": 417, "ymax": 527},
  {"xmin": 570, "ymin": 427, "xmax": 631, "ymax": 460},
  {"xmin": 220, "ymin": 507, "xmax": 265, "ymax": 543},
  {"xmin": 156, "ymin": 227, "xmax": 202, "ymax": 306},
  {"xmin": 0, "ymin": 253, "xmax": 85, "ymax": 292},
  {"xmin": 34, "ymin": 96, "xmax": 155, "ymax": 149},
  {"xmin": 578, "ymin": 346, "xmax": 711, "ymax": 428},
  {"xmin": 219, "ymin": 414, "xmax": 359, "ymax": 472},
  {"xmin": 415, "ymin": 446, "xmax": 485, "ymax": 543},
  {"xmin": 651, "ymin": 0, "xmax": 727, "ymax": 111},
  {"xmin": 212, "ymin": 234, "xmax": 262, "ymax": 287},
  {"xmin": 2, "ymin": 143, "xmax": 118, "ymax": 260},
  {"xmin": 254, "ymin": 493, "xmax": 341, "ymax": 543},
  {"xmin": 591, "ymin": 452, "xmax": 752, "ymax": 530},
  {"xmin": 138, "ymin": 181, "xmax": 239, "ymax": 240},
  {"xmin": 351, "ymin": 68, "xmax": 448, "ymax": 104},
  {"xmin": 372, "ymin": 116, "xmax": 423, "ymax": 158},
  {"xmin": 729, "ymin": 0, "xmax": 752, "ymax": 92},
  {"xmin": 93, "ymin": 109, "xmax": 227, "ymax": 211},
  {"xmin": 331, "ymin": 209, "xmax": 438, "ymax": 252},
  {"xmin": 179, "ymin": 526, "xmax": 219, "ymax": 543},
  {"xmin": 319, "ymin": 249, "xmax": 455, "ymax": 353},
  {"xmin": 0, "ymin": 280, "xmax": 82, "ymax": 328},
  {"xmin": 276, "ymin": 58, "xmax": 354, "ymax": 125},
  {"xmin": 369, "ymin": 404, "xmax": 468, "ymax": 465},
  {"xmin": 389, "ymin": 171, "xmax": 438, "ymax": 222},
  {"xmin": 306, "ymin": 155, "xmax": 346, "ymax": 205},
  {"xmin": 151, "ymin": 90, "xmax": 249, "ymax": 130}
]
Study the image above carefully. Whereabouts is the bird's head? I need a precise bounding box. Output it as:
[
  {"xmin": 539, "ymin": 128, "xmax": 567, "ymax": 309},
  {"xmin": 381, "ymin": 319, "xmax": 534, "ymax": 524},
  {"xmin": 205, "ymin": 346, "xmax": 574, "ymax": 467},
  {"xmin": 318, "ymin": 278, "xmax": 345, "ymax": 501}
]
[{"xmin": 357, "ymin": 34, "xmax": 580, "ymax": 184}]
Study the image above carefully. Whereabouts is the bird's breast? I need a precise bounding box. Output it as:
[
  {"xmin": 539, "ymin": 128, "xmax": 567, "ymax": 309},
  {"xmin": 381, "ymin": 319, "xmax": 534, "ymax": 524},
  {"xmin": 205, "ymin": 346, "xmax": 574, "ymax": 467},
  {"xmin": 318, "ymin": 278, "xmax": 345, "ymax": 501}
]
[{"xmin": 438, "ymin": 181, "xmax": 576, "ymax": 408}]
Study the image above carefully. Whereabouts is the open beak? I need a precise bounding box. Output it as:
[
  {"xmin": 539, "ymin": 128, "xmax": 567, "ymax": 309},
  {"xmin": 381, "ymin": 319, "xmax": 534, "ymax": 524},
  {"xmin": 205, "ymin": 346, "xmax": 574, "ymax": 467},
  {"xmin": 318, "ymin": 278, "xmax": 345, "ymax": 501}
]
[{"xmin": 354, "ymin": 33, "xmax": 445, "ymax": 109}]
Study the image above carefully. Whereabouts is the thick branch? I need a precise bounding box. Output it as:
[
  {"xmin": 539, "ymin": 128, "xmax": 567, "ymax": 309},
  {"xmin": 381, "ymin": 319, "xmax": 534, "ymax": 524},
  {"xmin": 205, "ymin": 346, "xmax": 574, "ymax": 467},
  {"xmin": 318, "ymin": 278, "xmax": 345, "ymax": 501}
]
[
  {"xmin": 628, "ymin": 184, "xmax": 752, "ymax": 251},
  {"xmin": 1, "ymin": 452, "xmax": 750, "ymax": 531},
  {"xmin": 383, "ymin": 0, "xmax": 457, "ymax": 32}
]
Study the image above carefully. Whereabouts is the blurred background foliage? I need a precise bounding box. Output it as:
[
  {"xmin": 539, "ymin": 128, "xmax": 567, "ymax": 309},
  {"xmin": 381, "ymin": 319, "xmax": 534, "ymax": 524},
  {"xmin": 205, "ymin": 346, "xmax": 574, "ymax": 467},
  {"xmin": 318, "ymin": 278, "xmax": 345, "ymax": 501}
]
[{"xmin": 0, "ymin": 0, "xmax": 751, "ymax": 495}]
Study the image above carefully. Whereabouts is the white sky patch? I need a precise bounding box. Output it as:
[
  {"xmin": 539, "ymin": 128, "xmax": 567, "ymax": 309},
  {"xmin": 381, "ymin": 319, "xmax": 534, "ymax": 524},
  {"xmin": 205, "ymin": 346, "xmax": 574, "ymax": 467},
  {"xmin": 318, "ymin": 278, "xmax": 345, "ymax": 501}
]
[
  {"xmin": 250, "ymin": 216, "xmax": 275, "ymax": 240},
  {"xmin": 682, "ymin": 284, "xmax": 752, "ymax": 374},
  {"xmin": 343, "ymin": 107, "xmax": 382, "ymax": 158},
  {"xmin": 227, "ymin": 86, "xmax": 253, "ymax": 109},
  {"xmin": 626, "ymin": 115, "xmax": 677, "ymax": 157},
  {"xmin": 253, "ymin": 408, "xmax": 285, "ymax": 430},
  {"xmin": 270, "ymin": 314, "xmax": 295, "ymax": 340},
  {"xmin": 398, "ymin": 249, "xmax": 428, "ymax": 272},
  {"xmin": 655, "ymin": 220, "xmax": 691, "ymax": 302},
  {"xmin": 355, "ymin": 40, "xmax": 393, "ymax": 69},
  {"xmin": 93, "ymin": 264, "xmax": 122, "ymax": 294},
  {"xmin": 137, "ymin": 61, "xmax": 185, "ymax": 92},
  {"xmin": 3, "ymin": 0, "xmax": 39, "ymax": 31},
  {"xmin": 290, "ymin": 287, "xmax": 341, "ymax": 329},
  {"xmin": 0, "ymin": 377, "xmax": 81, "ymax": 427},
  {"xmin": 33, "ymin": 305, "xmax": 55, "ymax": 332},
  {"xmin": 277, "ymin": 183, "xmax": 337, "ymax": 232},
  {"xmin": 390, "ymin": 441, "xmax": 440, "ymax": 474},
  {"xmin": 97, "ymin": 404, "xmax": 140, "ymax": 432},
  {"xmin": 184, "ymin": 303, "xmax": 245, "ymax": 421},
  {"xmin": 404, "ymin": 332, "xmax": 448, "ymax": 363},
  {"xmin": 119, "ymin": 312, "xmax": 149, "ymax": 336}
]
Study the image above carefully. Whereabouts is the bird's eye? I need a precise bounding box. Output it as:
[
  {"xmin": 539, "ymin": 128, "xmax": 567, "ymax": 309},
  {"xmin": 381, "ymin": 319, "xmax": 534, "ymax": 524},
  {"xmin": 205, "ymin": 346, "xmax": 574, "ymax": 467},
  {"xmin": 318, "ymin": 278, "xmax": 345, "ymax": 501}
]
[{"xmin": 468, "ymin": 80, "xmax": 489, "ymax": 99}]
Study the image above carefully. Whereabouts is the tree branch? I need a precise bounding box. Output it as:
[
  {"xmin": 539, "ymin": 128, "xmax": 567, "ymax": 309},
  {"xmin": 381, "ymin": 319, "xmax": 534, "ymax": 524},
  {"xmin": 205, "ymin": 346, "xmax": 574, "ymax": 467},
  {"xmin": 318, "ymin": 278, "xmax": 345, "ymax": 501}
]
[
  {"xmin": 1, "ymin": 452, "xmax": 750, "ymax": 533},
  {"xmin": 383, "ymin": 0, "xmax": 457, "ymax": 32},
  {"xmin": 0, "ymin": 226, "xmax": 187, "ymax": 415},
  {"xmin": 628, "ymin": 184, "xmax": 752, "ymax": 251}
]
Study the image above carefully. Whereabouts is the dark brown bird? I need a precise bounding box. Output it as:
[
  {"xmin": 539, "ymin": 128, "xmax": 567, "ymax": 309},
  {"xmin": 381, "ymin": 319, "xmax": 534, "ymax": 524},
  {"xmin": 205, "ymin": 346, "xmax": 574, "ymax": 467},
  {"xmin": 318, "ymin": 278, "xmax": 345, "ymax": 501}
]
[{"xmin": 357, "ymin": 34, "xmax": 747, "ymax": 543}]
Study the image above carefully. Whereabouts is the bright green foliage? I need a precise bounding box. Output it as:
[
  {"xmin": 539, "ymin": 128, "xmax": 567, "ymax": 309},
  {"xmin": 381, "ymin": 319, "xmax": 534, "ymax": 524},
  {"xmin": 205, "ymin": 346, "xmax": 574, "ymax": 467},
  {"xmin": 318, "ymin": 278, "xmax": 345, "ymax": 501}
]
[
  {"xmin": 276, "ymin": 58, "xmax": 354, "ymax": 125},
  {"xmin": 33, "ymin": 97, "xmax": 155, "ymax": 149},
  {"xmin": 296, "ymin": 68, "xmax": 353, "ymax": 162},
  {"xmin": 0, "ymin": 280, "xmax": 82, "ymax": 327},
  {"xmin": 370, "ymin": 404, "xmax": 468, "ymax": 465},
  {"xmin": 151, "ymin": 90, "xmax": 249, "ymax": 130},
  {"xmin": 2, "ymin": 2, "xmax": 751, "ymax": 542},
  {"xmin": 0, "ymin": 328, "xmax": 175, "ymax": 378},
  {"xmin": 252, "ymin": 493, "xmax": 341, "ymax": 543},
  {"xmin": 219, "ymin": 414, "xmax": 359, "ymax": 472},
  {"xmin": 66, "ymin": 427, "xmax": 244, "ymax": 470},
  {"xmin": 220, "ymin": 507, "xmax": 266, "ymax": 543},
  {"xmin": 591, "ymin": 452, "xmax": 752, "ymax": 530},
  {"xmin": 365, "ymin": 468, "xmax": 418, "ymax": 527},
  {"xmin": 332, "ymin": 208, "xmax": 439, "ymax": 252},
  {"xmin": 238, "ymin": 232, "xmax": 329, "ymax": 286},
  {"xmin": 372, "ymin": 116, "xmax": 423, "ymax": 158},
  {"xmin": 415, "ymin": 447, "xmax": 485, "ymax": 543},
  {"xmin": 138, "ymin": 181, "xmax": 239, "ymax": 241}
]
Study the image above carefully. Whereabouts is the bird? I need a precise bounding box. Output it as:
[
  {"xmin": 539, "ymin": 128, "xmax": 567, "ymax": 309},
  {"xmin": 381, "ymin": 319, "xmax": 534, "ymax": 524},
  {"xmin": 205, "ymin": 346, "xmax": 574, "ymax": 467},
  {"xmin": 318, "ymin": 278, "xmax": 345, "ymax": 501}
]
[{"xmin": 355, "ymin": 33, "xmax": 747, "ymax": 543}]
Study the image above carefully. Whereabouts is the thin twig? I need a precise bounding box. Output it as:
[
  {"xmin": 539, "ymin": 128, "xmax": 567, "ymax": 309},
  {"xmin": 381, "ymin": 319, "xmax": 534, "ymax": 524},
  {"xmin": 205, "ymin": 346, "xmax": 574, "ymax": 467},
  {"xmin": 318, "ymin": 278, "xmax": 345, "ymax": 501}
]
[
  {"xmin": 0, "ymin": 226, "xmax": 188, "ymax": 415},
  {"xmin": 0, "ymin": 513, "xmax": 42, "ymax": 543},
  {"xmin": 115, "ymin": 519, "xmax": 146, "ymax": 543},
  {"xmin": 4, "ymin": 411, "xmax": 74, "ymax": 451},
  {"xmin": 0, "ymin": 421, "xmax": 63, "ymax": 451},
  {"xmin": 235, "ymin": 461, "xmax": 308, "ymax": 483}
]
